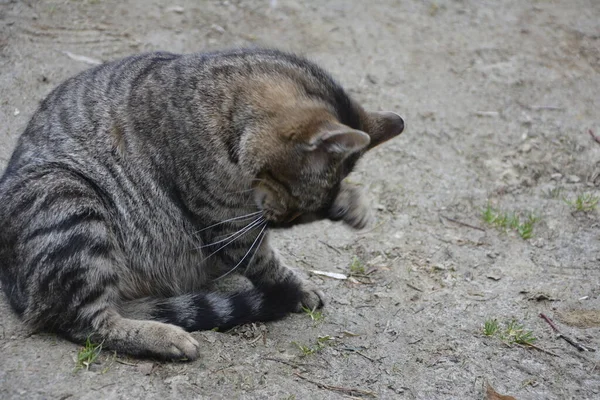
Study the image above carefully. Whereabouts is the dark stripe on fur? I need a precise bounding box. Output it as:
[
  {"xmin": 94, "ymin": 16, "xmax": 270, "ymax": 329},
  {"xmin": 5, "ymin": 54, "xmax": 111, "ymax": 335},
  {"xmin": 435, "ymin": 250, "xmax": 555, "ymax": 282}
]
[
  {"xmin": 24, "ymin": 208, "xmax": 105, "ymax": 242},
  {"xmin": 150, "ymin": 280, "xmax": 302, "ymax": 332}
]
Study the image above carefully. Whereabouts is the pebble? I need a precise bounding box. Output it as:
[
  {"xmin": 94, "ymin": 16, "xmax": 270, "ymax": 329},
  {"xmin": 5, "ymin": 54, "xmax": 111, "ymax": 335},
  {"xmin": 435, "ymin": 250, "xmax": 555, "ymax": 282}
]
[
  {"xmin": 520, "ymin": 143, "xmax": 532, "ymax": 153},
  {"xmin": 567, "ymin": 175, "xmax": 581, "ymax": 183},
  {"xmin": 550, "ymin": 173, "xmax": 562, "ymax": 180},
  {"xmin": 166, "ymin": 6, "xmax": 185, "ymax": 13},
  {"xmin": 367, "ymin": 255, "xmax": 386, "ymax": 267},
  {"xmin": 13, "ymin": 108, "xmax": 19, "ymax": 116}
]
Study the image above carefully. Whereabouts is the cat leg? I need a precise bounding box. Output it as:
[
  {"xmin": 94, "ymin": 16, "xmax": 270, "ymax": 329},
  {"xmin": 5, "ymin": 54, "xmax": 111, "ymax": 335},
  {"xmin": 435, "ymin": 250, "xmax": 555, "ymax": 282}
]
[
  {"xmin": 21, "ymin": 224, "xmax": 201, "ymax": 360},
  {"xmin": 241, "ymin": 243, "xmax": 325, "ymax": 312},
  {"xmin": 7, "ymin": 173, "xmax": 200, "ymax": 359},
  {"xmin": 87, "ymin": 311, "xmax": 201, "ymax": 360}
]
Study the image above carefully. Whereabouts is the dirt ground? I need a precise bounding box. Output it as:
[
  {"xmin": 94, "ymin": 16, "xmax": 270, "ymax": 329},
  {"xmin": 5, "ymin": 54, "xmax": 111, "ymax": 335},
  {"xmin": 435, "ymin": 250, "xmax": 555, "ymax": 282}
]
[{"xmin": 1, "ymin": 0, "xmax": 599, "ymax": 399}]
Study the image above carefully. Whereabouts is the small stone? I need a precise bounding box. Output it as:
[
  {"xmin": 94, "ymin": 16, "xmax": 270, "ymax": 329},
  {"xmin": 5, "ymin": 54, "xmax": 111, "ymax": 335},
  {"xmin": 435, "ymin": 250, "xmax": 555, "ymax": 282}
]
[
  {"xmin": 367, "ymin": 255, "xmax": 386, "ymax": 267},
  {"xmin": 550, "ymin": 173, "xmax": 562, "ymax": 180},
  {"xmin": 531, "ymin": 238, "xmax": 545, "ymax": 248},
  {"xmin": 137, "ymin": 362, "xmax": 154, "ymax": 375},
  {"xmin": 166, "ymin": 5, "xmax": 185, "ymax": 13},
  {"xmin": 13, "ymin": 108, "xmax": 20, "ymax": 116},
  {"xmin": 567, "ymin": 175, "xmax": 581, "ymax": 183},
  {"xmin": 198, "ymin": 331, "xmax": 217, "ymax": 343},
  {"xmin": 432, "ymin": 263, "xmax": 447, "ymax": 271},
  {"xmin": 211, "ymin": 24, "xmax": 225, "ymax": 34},
  {"xmin": 487, "ymin": 269, "xmax": 502, "ymax": 281},
  {"xmin": 528, "ymin": 292, "xmax": 557, "ymax": 301},
  {"xmin": 520, "ymin": 143, "xmax": 532, "ymax": 153}
]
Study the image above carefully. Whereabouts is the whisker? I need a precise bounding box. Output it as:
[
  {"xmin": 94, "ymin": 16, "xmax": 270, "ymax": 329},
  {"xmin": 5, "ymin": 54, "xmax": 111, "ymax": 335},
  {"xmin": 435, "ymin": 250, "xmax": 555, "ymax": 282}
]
[
  {"xmin": 214, "ymin": 222, "xmax": 267, "ymax": 281},
  {"xmin": 202, "ymin": 217, "xmax": 265, "ymax": 260},
  {"xmin": 198, "ymin": 216, "xmax": 263, "ymax": 249},
  {"xmin": 195, "ymin": 211, "xmax": 262, "ymax": 233},
  {"xmin": 223, "ymin": 188, "xmax": 256, "ymax": 195}
]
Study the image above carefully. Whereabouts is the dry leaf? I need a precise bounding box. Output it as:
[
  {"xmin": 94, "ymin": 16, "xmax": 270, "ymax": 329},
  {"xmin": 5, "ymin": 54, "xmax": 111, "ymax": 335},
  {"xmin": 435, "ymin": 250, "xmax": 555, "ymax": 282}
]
[
  {"xmin": 486, "ymin": 383, "xmax": 517, "ymax": 400},
  {"xmin": 310, "ymin": 270, "xmax": 348, "ymax": 280},
  {"xmin": 62, "ymin": 51, "xmax": 102, "ymax": 65}
]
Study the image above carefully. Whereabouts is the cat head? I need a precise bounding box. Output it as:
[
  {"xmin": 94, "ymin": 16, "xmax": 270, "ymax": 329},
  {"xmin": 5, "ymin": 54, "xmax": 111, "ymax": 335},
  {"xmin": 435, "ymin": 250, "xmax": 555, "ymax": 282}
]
[{"xmin": 243, "ymin": 91, "xmax": 404, "ymax": 228}]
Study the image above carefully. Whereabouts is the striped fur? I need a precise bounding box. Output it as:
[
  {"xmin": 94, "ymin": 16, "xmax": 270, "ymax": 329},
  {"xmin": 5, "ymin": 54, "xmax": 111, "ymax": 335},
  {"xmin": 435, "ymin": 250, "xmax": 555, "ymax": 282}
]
[{"xmin": 0, "ymin": 49, "xmax": 404, "ymax": 360}]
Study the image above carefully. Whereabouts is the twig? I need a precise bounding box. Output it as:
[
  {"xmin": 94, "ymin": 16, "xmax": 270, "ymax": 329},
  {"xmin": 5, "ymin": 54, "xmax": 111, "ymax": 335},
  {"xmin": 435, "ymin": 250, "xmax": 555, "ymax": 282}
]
[
  {"xmin": 356, "ymin": 218, "xmax": 390, "ymax": 237},
  {"xmin": 473, "ymin": 111, "xmax": 499, "ymax": 117},
  {"xmin": 115, "ymin": 359, "xmax": 137, "ymax": 366},
  {"xmin": 530, "ymin": 105, "xmax": 564, "ymax": 111},
  {"xmin": 539, "ymin": 313, "xmax": 594, "ymax": 352},
  {"xmin": 588, "ymin": 129, "xmax": 600, "ymax": 145},
  {"xmin": 294, "ymin": 372, "xmax": 377, "ymax": 398},
  {"xmin": 516, "ymin": 342, "xmax": 560, "ymax": 357},
  {"xmin": 440, "ymin": 215, "xmax": 485, "ymax": 232},
  {"xmin": 92, "ymin": 383, "xmax": 116, "ymax": 391},
  {"xmin": 248, "ymin": 334, "xmax": 263, "ymax": 345},
  {"xmin": 318, "ymin": 240, "xmax": 343, "ymax": 255},
  {"xmin": 516, "ymin": 101, "xmax": 564, "ymax": 111},
  {"xmin": 263, "ymin": 357, "xmax": 306, "ymax": 371},
  {"xmin": 263, "ymin": 357, "xmax": 319, "ymax": 370},
  {"xmin": 406, "ymin": 282, "xmax": 424, "ymax": 292},
  {"xmin": 341, "ymin": 347, "xmax": 377, "ymax": 362}
]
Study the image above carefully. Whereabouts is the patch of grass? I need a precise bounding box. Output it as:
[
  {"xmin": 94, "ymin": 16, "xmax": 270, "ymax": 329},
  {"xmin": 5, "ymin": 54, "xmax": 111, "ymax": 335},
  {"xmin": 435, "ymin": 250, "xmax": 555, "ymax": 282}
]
[
  {"xmin": 502, "ymin": 320, "xmax": 537, "ymax": 345},
  {"xmin": 483, "ymin": 319, "xmax": 499, "ymax": 336},
  {"xmin": 349, "ymin": 256, "xmax": 365, "ymax": 276},
  {"xmin": 482, "ymin": 204, "xmax": 539, "ymax": 239},
  {"xmin": 74, "ymin": 337, "xmax": 103, "ymax": 371},
  {"xmin": 564, "ymin": 193, "xmax": 599, "ymax": 212},
  {"xmin": 293, "ymin": 342, "xmax": 318, "ymax": 356},
  {"xmin": 292, "ymin": 335, "xmax": 334, "ymax": 357},
  {"xmin": 517, "ymin": 214, "xmax": 539, "ymax": 240},
  {"xmin": 301, "ymin": 306, "xmax": 324, "ymax": 322},
  {"xmin": 483, "ymin": 318, "xmax": 537, "ymax": 346},
  {"xmin": 545, "ymin": 187, "xmax": 563, "ymax": 199}
]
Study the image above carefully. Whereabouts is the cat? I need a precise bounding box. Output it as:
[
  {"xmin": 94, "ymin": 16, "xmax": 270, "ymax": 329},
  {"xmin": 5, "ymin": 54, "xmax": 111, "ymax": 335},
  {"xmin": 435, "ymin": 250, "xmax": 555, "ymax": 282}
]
[{"xmin": 0, "ymin": 48, "xmax": 404, "ymax": 360}]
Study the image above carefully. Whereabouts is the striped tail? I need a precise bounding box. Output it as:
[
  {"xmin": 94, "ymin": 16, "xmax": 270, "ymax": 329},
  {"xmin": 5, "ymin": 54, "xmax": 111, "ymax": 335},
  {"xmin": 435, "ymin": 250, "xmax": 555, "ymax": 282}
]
[{"xmin": 123, "ymin": 281, "xmax": 304, "ymax": 332}]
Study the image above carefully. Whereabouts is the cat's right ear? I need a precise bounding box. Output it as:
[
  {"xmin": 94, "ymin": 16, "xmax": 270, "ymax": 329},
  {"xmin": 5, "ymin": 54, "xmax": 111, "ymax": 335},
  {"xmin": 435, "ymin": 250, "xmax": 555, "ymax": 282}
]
[
  {"xmin": 305, "ymin": 123, "xmax": 371, "ymax": 155},
  {"xmin": 364, "ymin": 111, "xmax": 404, "ymax": 150}
]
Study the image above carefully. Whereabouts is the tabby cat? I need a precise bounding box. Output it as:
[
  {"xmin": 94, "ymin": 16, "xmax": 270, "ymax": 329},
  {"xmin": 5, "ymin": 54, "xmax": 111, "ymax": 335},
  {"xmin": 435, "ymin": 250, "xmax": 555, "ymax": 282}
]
[{"xmin": 0, "ymin": 49, "xmax": 404, "ymax": 360}]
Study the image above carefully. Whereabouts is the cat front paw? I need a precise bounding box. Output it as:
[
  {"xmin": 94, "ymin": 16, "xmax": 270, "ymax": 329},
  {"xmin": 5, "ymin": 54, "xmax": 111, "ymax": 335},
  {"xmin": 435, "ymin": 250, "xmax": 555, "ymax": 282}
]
[
  {"xmin": 296, "ymin": 282, "xmax": 325, "ymax": 312},
  {"xmin": 329, "ymin": 185, "xmax": 372, "ymax": 230}
]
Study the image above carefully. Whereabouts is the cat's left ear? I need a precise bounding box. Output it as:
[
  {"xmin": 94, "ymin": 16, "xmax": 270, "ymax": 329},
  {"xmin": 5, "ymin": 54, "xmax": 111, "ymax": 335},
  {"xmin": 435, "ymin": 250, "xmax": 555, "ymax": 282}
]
[{"xmin": 363, "ymin": 111, "xmax": 404, "ymax": 150}]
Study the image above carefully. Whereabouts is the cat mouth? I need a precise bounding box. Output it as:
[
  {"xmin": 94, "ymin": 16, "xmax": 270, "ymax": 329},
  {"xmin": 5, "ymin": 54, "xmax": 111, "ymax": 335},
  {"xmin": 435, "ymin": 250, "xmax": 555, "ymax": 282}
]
[
  {"xmin": 286, "ymin": 211, "xmax": 303, "ymax": 222},
  {"xmin": 262, "ymin": 210, "xmax": 302, "ymax": 228}
]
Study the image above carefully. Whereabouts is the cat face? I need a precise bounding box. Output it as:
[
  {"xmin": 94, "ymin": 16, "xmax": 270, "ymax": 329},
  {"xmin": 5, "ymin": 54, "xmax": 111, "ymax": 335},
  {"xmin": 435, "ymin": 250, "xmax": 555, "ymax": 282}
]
[{"xmin": 250, "ymin": 106, "xmax": 404, "ymax": 227}]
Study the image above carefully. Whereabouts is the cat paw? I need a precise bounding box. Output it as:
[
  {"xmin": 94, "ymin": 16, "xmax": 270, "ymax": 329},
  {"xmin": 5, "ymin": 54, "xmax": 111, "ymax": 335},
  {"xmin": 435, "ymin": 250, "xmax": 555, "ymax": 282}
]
[
  {"xmin": 112, "ymin": 319, "xmax": 201, "ymax": 361},
  {"xmin": 342, "ymin": 202, "xmax": 372, "ymax": 230},
  {"xmin": 161, "ymin": 326, "xmax": 201, "ymax": 361},
  {"xmin": 296, "ymin": 282, "xmax": 325, "ymax": 312},
  {"xmin": 329, "ymin": 185, "xmax": 372, "ymax": 230}
]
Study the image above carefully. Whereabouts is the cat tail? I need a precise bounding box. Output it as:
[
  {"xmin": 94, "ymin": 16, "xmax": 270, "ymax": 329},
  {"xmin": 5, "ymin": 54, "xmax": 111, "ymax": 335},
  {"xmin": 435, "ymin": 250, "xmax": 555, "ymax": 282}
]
[{"xmin": 121, "ymin": 281, "xmax": 303, "ymax": 332}]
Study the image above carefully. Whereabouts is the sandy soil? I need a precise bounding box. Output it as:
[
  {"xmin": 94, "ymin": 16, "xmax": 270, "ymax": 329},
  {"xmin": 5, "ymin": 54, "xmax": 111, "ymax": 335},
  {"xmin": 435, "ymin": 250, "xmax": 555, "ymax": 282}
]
[{"xmin": 1, "ymin": 0, "xmax": 599, "ymax": 399}]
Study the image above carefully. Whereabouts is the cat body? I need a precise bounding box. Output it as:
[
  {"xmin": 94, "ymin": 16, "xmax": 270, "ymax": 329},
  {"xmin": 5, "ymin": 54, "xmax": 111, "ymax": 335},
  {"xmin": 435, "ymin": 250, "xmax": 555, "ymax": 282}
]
[{"xmin": 0, "ymin": 49, "xmax": 403, "ymax": 359}]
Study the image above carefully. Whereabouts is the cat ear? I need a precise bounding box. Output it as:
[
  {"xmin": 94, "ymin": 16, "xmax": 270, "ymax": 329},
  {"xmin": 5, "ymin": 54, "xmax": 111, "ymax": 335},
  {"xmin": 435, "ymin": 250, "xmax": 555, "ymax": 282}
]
[
  {"xmin": 308, "ymin": 124, "xmax": 371, "ymax": 155},
  {"xmin": 364, "ymin": 111, "xmax": 404, "ymax": 150}
]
